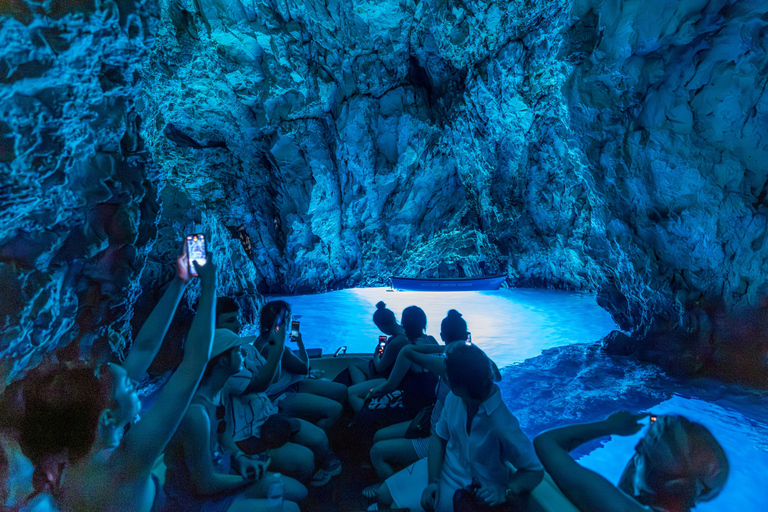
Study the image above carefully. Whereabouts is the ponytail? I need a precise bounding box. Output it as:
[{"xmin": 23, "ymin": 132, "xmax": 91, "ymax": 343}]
[{"xmin": 440, "ymin": 309, "xmax": 468, "ymax": 342}]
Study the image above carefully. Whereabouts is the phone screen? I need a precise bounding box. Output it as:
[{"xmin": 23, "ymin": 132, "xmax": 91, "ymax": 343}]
[
  {"xmin": 376, "ymin": 336, "xmax": 387, "ymax": 357},
  {"xmin": 186, "ymin": 234, "xmax": 206, "ymax": 276},
  {"xmin": 291, "ymin": 321, "xmax": 300, "ymax": 338}
]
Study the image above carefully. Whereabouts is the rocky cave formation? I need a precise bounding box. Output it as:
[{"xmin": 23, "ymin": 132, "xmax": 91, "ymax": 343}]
[{"xmin": 1, "ymin": 0, "xmax": 767, "ymax": 386}]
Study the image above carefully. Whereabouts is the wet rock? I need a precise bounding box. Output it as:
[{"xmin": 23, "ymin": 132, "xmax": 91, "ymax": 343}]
[
  {"xmin": 1, "ymin": 0, "xmax": 767, "ymax": 386},
  {"xmin": 0, "ymin": 1, "xmax": 161, "ymax": 378}
]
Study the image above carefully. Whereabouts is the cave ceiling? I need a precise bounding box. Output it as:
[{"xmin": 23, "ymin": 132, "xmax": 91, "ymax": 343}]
[{"xmin": 1, "ymin": 0, "xmax": 767, "ymax": 384}]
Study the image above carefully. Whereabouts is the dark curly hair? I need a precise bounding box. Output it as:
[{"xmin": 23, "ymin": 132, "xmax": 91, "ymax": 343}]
[{"xmin": 18, "ymin": 365, "xmax": 112, "ymax": 464}]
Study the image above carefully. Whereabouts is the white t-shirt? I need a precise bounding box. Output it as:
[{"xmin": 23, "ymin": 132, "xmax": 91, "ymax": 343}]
[
  {"xmin": 222, "ymin": 343, "xmax": 278, "ymax": 442},
  {"xmin": 435, "ymin": 385, "xmax": 543, "ymax": 492}
]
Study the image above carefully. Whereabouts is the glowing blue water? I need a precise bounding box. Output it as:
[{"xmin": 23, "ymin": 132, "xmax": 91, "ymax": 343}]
[
  {"xmin": 272, "ymin": 286, "xmax": 617, "ymax": 367},
  {"xmin": 276, "ymin": 287, "xmax": 768, "ymax": 512}
]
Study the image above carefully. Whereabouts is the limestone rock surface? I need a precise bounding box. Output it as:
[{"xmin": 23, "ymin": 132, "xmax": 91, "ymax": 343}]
[
  {"xmin": 2, "ymin": 0, "xmax": 768, "ymax": 385},
  {"xmin": 0, "ymin": 0, "xmax": 162, "ymax": 378},
  {"xmin": 139, "ymin": 0, "xmax": 768, "ymax": 384}
]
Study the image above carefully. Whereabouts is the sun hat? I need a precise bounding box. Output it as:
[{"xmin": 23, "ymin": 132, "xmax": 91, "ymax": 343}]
[{"xmin": 211, "ymin": 329, "xmax": 257, "ymax": 359}]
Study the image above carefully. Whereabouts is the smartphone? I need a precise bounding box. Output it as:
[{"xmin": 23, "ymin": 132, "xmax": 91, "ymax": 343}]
[
  {"xmin": 185, "ymin": 234, "xmax": 206, "ymax": 276},
  {"xmin": 376, "ymin": 335, "xmax": 387, "ymax": 357},
  {"xmin": 290, "ymin": 320, "xmax": 300, "ymax": 340}
]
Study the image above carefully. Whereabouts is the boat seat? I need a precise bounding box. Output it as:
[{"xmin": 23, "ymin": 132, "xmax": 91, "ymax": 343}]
[{"xmin": 305, "ymin": 353, "xmax": 369, "ymax": 381}]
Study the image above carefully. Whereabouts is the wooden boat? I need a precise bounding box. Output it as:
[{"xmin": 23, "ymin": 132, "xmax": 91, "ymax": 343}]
[{"xmin": 390, "ymin": 275, "xmax": 507, "ymax": 291}]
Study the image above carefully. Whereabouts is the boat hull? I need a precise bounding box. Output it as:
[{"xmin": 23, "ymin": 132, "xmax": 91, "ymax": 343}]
[{"xmin": 391, "ymin": 275, "xmax": 507, "ymax": 291}]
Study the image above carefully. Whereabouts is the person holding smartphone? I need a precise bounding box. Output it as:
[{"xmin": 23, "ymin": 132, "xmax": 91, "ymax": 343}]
[
  {"xmin": 11, "ymin": 243, "xmax": 217, "ymax": 512},
  {"xmin": 164, "ymin": 325, "xmax": 305, "ymax": 512},
  {"xmin": 348, "ymin": 304, "xmax": 437, "ymax": 413},
  {"xmin": 216, "ymin": 298, "xmax": 346, "ymax": 432},
  {"xmin": 533, "ymin": 413, "xmax": 729, "ymax": 512},
  {"xmin": 217, "ymin": 300, "xmax": 341, "ymax": 486}
]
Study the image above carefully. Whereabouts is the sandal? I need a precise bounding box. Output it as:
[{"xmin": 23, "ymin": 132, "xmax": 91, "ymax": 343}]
[{"xmin": 362, "ymin": 483, "xmax": 380, "ymax": 499}]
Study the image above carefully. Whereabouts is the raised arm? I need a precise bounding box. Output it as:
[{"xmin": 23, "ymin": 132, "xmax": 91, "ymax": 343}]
[
  {"xmin": 122, "ymin": 250, "xmax": 191, "ymax": 380},
  {"xmin": 118, "ymin": 257, "xmax": 218, "ymax": 477},
  {"xmin": 244, "ymin": 313, "xmax": 288, "ymax": 394},
  {"xmin": 373, "ymin": 334, "xmax": 409, "ymax": 373},
  {"xmin": 533, "ymin": 412, "xmax": 650, "ymax": 512},
  {"xmin": 372, "ymin": 344, "xmax": 446, "ymax": 396},
  {"xmin": 281, "ymin": 333, "xmax": 309, "ymax": 375}
]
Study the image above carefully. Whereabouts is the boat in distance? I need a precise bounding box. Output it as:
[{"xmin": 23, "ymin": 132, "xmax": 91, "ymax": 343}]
[{"xmin": 390, "ymin": 275, "xmax": 507, "ymax": 291}]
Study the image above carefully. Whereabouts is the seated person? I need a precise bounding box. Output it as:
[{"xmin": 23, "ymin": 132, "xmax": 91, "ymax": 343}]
[
  {"xmin": 348, "ymin": 301, "xmax": 409, "ymax": 385},
  {"xmin": 365, "ymin": 309, "xmax": 471, "ymax": 497},
  {"xmin": 217, "ymin": 297, "xmax": 346, "ymax": 431},
  {"xmin": 372, "ymin": 339, "xmax": 511, "ymax": 511},
  {"xmin": 11, "ymin": 246, "xmax": 218, "ymax": 512},
  {"xmin": 533, "ymin": 412, "xmax": 729, "ymax": 512},
  {"xmin": 164, "ymin": 318, "xmax": 305, "ymax": 512},
  {"xmin": 349, "ymin": 305, "xmax": 438, "ymax": 412},
  {"xmin": 217, "ymin": 316, "xmax": 340, "ymax": 486},
  {"xmin": 416, "ymin": 343, "xmax": 543, "ymax": 512},
  {"xmin": 252, "ymin": 301, "xmax": 345, "ymax": 431}
]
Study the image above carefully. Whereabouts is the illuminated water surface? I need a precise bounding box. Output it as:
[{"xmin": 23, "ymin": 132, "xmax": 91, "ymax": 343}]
[
  {"xmin": 273, "ymin": 287, "xmax": 768, "ymax": 511},
  {"xmin": 274, "ymin": 286, "xmax": 617, "ymax": 367}
]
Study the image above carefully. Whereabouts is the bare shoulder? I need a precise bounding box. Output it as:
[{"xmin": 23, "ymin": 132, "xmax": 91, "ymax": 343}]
[
  {"xmin": 58, "ymin": 456, "xmax": 156, "ymax": 512},
  {"xmin": 177, "ymin": 403, "xmax": 210, "ymax": 436}
]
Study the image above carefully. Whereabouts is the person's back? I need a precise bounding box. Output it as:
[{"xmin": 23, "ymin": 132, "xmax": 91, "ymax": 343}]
[
  {"xmin": 58, "ymin": 459, "xmax": 156, "ymax": 512},
  {"xmin": 163, "ymin": 401, "xmax": 226, "ymax": 501}
]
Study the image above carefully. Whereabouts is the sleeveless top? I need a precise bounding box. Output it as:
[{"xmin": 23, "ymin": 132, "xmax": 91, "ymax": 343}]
[{"xmin": 164, "ymin": 397, "xmax": 232, "ymax": 499}]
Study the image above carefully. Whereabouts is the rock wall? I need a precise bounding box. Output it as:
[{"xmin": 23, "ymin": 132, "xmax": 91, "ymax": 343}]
[
  {"xmin": 0, "ymin": 0, "xmax": 162, "ymax": 380},
  {"xmin": 140, "ymin": 0, "xmax": 768, "ymax": 384},
  {"xmin": 568, "ymin": 0, "xmax": 768, "ymax": 383},
  {"xmin": 1, "ymin": 0, "xmax": 767, "ymax": 385},
  {"xmin": 140, "ymin": 0, "xmax": 585, "ymax": 295}
]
